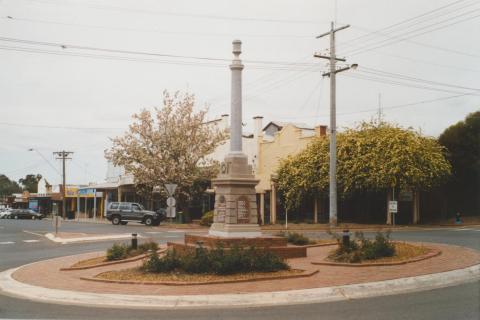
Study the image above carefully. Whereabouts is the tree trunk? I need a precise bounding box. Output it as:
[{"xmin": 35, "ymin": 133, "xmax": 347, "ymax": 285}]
[
  {"xmin": 386, "ymin": 190, "xmax": 392, "ymax": 225},
  {"xmin": 413, "ymin": 191, "xmax": 420, "ymax": 224}
]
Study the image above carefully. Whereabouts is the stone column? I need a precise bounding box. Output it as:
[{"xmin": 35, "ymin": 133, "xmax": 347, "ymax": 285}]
[
  {"xmin": 208, "ymin": 40, "xmax": 261, "ymax": 238},
  {"xmin": 230, "ymin": 40, "xmax": 243, "ymax": 154},
  {"xmin": 260, "ymin": 192, "xmax": 265, "ymax": 225},
  {"xmin": 271, "ymin": 183, "xmax": 277, "ymax": 224}
]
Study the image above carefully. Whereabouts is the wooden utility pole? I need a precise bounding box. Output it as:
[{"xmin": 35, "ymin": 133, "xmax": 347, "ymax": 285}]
[
  {"xmin": 314, "ymin": 22, "xmax": 357, "ymax": 226},
  {"xmin": 53, "ymin": 151, "xmax": 73, "ymax": 219}
]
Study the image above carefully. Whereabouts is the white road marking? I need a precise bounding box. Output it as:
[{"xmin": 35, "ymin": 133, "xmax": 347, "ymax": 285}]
[
  {"xmin": 0, "ymin": 241, "xmax": 14, "ymax": 245},
  {"xmin": 165, "ymin": 235, "xmax": 181, "ymax": 238},
  {"xmin": 23, "ymin": 239, "xmax": 40, "ymax": 243},
  {"xmin": 451, "ymin": 228, "xmax": 474, "ymax": 231},
  {"xmin": 145, "ymin": 232, "xmax": 165, "ymax": 234},
  {"xmin": 22, "ymin": 230, "xmax": 45, "ymax": 237}
]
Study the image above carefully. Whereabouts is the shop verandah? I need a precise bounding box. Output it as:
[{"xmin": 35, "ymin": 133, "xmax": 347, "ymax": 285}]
[{"xmin": 65, "ymin": 185, "xmax": 118, "ymax": 220}]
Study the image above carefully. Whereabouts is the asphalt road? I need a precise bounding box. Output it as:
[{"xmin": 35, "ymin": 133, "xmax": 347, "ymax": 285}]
[{"xmin": 0, "ymin": 219, "xmax": 479, "ymax": 320}]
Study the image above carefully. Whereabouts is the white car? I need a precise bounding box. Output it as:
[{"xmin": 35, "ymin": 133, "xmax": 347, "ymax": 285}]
[{"xmin": 0, "ymin": 208, "xmax": 13, "ymax": 219}]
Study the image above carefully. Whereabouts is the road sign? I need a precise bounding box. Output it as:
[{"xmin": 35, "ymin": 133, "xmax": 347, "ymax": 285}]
[
  {"xmin": 165, "ymin": 184, "xmax": 177, "ymax": 196},
  {"xmin": 166, "ymin": 197, "xmax": 176, "ymax": 207},
  {"xmin": 166, "ymin": 206, "xmax": 176, "ymax": 218},
  {"xmin": 388, "ymin": 201, "xmax": 398, "ymax": 213}
]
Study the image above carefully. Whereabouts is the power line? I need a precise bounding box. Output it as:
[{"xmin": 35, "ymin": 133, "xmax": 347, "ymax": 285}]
[
  {"xmin": 0, "ymin": 121, "xmax": 124, "ymax": 131},
  {"xmin": 297, "ymin": 80, "xmax": 324, "ymax": 116},
  {"xmin": 337, "ymin": 0, "xmax": 475, "ymax": 51},
  {"xmin": 273, "ymin": 93, "xmax": 473, "ymax": 120},
  {"xmin": 23, "ymin": 0, "xmax": 326, "ymax": 25},
  {"xmin": 342, "ymin": 9, "xmax": 480, "ymax": 56},
  {"xmin": 28, "ymin": 148, "xmax": 62, "ymax": 175},
  {"xmin": 1, "ymin": 15, "xmax": 314, "ymax": 39},
  {"xmin": 345, "ymin": 72, "xmax": 480, "ymax": 96},
  {"xmin": 363, "ymin": 50, "xmax": 480, "ymax": 73},
  {"xmin": 359, "ymin": 66, "xmax": 480, "ymax": 92},
  {"xmin": 347, "ymin": 24, "xmax": 480, "ymax": 58},
  {"xmin": 0, "ymin": 38, "xmax": 323, "ymax": 70}
]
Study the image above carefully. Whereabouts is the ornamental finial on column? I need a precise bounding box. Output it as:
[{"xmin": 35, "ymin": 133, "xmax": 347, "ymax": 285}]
[{"xmin": 232, "ymin": 39, "xmax": 241, "ymax": 57}]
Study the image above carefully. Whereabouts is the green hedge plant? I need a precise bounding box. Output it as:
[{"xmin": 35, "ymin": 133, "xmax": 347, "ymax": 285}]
[{"xmin": 142, "ymin": 245, "xmax": 289, "ymax": 275}]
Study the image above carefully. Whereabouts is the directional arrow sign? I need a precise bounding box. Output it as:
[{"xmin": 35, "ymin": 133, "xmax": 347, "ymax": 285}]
[{"xmin": 165, "ymin": 184, "xmax": 177, "ymax": 196}]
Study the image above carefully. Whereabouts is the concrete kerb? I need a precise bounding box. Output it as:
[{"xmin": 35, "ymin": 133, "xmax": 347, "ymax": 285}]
[
  {"xmin": 45, "ymin": 233, "xmax": 135, "ymax": 244},
  {"xmin": 0, "ymin": 262, "xmax": 478, "ymax": 309}
]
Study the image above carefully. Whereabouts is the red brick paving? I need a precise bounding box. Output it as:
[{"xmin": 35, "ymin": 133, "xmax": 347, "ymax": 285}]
[{"xmin": 12, "ymin": 242, "xmax": 480, "ymax": 296}]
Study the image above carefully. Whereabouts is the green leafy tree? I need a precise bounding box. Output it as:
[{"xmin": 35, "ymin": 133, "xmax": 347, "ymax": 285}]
[
  {"xmin": 277, "ymin": 121, "xmax": 451, "ymax": 221},
  {"xmin": 438, "ymin": 111, "xmax": 480, "ymax": 216},
  {"xmin": 106, "ymin": 90, "xmax": 227, "ymax": 212},
  {"xmin": 18, "ymin": 174, "xmax": 42, "ymax": 193},
  {"xmin": 0, "ymin": 174, "xmax": 22, "ymax": 196}
]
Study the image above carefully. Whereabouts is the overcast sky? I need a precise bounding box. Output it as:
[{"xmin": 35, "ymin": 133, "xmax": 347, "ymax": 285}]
[{"xmin": 1, "ymin": 0, "xmax": 479, "ymax": 186}]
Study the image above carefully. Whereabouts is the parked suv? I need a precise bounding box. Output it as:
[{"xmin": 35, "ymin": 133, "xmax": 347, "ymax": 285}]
[{"xmin": 106, "ymin": 202, "xmax": 162, "ymax": 226}]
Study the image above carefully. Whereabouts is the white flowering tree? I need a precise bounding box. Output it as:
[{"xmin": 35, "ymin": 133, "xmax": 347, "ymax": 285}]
[{"xmin": 106, "ymin": 90, "xmax": 227, "ymax": 211}]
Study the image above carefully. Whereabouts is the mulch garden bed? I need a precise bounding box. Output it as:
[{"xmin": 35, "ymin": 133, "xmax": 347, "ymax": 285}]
[
  {"xmin": 61, "ymin": 249, "xmax": 167, "ymax": 271},
  {"xmin": 313, "ymin": 242, "xmax": 441, "ymax": 267},
  {"xmin": 81, "ymin": 268, "xmax": 319, "ymax": 286}
]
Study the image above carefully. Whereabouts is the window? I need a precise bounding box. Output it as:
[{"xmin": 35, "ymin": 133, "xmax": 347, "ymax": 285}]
[
  {"xmin": 132, "ymin": 204, "xmax": 141, "ymax": 211},
  {"xmin": 110, "ymin": 203, "xmax": 119, "ymax": 210},
  {"xmin": 119, "ymin": 204, "xmax": 130, "ymax": 210}
]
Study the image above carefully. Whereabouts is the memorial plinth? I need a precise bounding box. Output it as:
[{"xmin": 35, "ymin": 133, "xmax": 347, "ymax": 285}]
[
  {"xmin": 168, "ymin": 40, "xmax": 306, "ymax": 258},
  {"xmin": 208, "ymin": 154, "xmax": 262, "ymax": 237}
]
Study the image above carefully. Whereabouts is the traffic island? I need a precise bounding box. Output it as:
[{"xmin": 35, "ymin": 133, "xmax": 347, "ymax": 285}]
[
  {"xmin": 1, "ymin": 242, "xmax": 479, "ymax": 309},
  {"xmin": 313, "ymin": 242, "xmax": 442, "ymax": 267}
]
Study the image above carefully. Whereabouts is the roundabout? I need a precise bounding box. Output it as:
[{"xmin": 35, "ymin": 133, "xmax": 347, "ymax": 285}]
[{"xmin": 1, "ymin": 241, "xmax": 479, "ymax": 309}]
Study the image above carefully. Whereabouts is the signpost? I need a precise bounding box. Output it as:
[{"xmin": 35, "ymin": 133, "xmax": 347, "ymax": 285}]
[
  {"xmin": 389, "ymin": 200, "xmax": 398, "ymax": 226},
  {"xmin": 51, "ymin": 202, "xmax": 60, "ymax": 235},
  {"xmin": 164, "ymin": 184, "xmax": 177, "ymax": 221}
]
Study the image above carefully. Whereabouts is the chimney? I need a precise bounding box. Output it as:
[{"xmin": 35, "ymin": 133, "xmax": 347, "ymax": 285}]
[
  {"xmin": 253, "ymin": 116, "xmax": 263, "ymax": 139},
  {"xmin": 315, "ymin": 125, "xmax": 327, "ymax": 137},
  {"xmin": 221, "ymin": 114, "xmax": 229, "ymax": 130}
]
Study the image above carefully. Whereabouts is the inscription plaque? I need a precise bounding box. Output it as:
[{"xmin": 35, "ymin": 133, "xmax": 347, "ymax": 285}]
[
  {"xmin": 216, "ymin": 195, "xmax": 226, "ymax": 223},
  {"xmin": 236, "ymin": 196, "xmax": 250, "ymax": 224}
]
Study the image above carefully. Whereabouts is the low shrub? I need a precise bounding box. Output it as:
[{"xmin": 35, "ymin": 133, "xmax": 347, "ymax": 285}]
[
  {"xmin": 287, "ymin": 232, "xmax": 311, "ymax": 245},
  {"xmin": 106, "ymin": 243, "xmax": 128, "ymax": 261},
  {"xmin": 106, "ymin": 241, "xmax": 159, "ymax": 261},
  {"xmin": 138, "ymin": 241, "xmax": 159, "ymax": 253},
  {"xmin": 328, "ymin": 230, "xmax": 395, "ymax": 263},
  {"xmin": 357, "ymin": 231, "xmax": 395, "ymax": 260},
  {"xmin": 200, "ymin": 211, "xmax": 214, "ymax": 226},
  {"xmin": 142, "ymin": 245, "xmax": 289, "ymax": 275}
]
